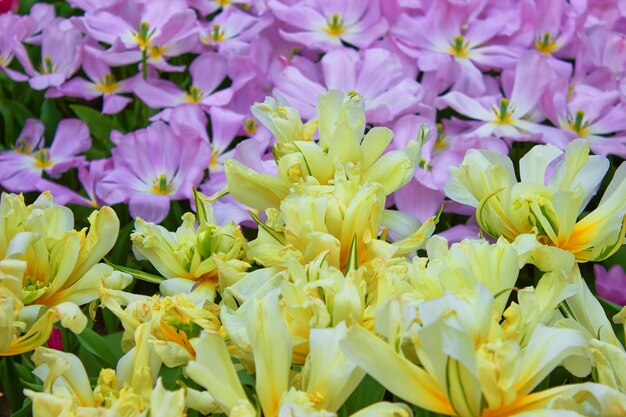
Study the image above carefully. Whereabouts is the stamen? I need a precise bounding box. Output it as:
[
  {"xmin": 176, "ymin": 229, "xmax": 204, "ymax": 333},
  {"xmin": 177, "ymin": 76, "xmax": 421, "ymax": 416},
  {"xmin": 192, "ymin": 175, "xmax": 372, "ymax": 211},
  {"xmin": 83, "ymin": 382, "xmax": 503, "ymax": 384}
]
[
  {"xmin": 151, "ymin": 174, "xmax": 172, "ymax": 195},
  {"xmin": 185, "ymin": 86, "xmax": 204, "ymax": 103},
  {"xmin": 448, "ymin": 35, "xmax": 470, "ymax": 58},
  {"xmin": 95, "ymin": 73, "xmax": 119, "ymax": 94},
  {"xmin": 535, "ymin": 32, "xmax": 557, "ymax": 54},
  {"xmin": 324, "ymin": 13, "xmax": 346, "ymax": 38}
]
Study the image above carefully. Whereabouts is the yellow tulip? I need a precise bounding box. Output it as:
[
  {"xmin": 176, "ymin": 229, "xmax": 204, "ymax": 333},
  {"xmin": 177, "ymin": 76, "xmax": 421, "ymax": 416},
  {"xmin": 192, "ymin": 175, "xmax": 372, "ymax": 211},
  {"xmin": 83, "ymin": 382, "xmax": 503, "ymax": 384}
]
[
  {"xmin": 226, "ymin": 91, "xmax": 422, "ymax": 212},
  {"xmin": 131, "ymin": 195, "xmax": 249, "ymax": 302},
  {"xmin": 445, "ymin": 140, "xmax": 626, "ymax": 262},
  {"xmin": 342, "ymin": 284, "xmax": 626, "ymax": 417},
  {"xmin": 0, "ymin": 192, "xmax": 129, "ymax": 356}
]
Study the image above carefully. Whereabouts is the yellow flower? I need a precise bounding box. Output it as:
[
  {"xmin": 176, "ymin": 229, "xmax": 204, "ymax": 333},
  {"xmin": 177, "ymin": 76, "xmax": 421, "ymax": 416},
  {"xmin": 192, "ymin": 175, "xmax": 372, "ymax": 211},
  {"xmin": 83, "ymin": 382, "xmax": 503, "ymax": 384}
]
[
  {"xmin": 342, "ymin": 285, "xmax": 626, "ymax": 417},
  {"xmin": 25, "ymin": 344, "xmax": 217, "ymax": 417},
  {"xmin": 187, "ymin": 292, "xmax": 412, "ymax": 417},
  {"xmin": 226, "ymin": 90, "xmax": 422, "ymax": 210},
  {"xmin": 131, "ymin": 193, "xmax": 248, "ymax": 302},
  {"xmin": 445, "ymin": 140, "xmax": 626, "ymax": 262},
  {"xmin": 0, "ymin": 192, "xmax": 130, "ymax": 356},
  {"xmin": 99, "ymin": 288, "xmax": 221, "ymax": 367}
]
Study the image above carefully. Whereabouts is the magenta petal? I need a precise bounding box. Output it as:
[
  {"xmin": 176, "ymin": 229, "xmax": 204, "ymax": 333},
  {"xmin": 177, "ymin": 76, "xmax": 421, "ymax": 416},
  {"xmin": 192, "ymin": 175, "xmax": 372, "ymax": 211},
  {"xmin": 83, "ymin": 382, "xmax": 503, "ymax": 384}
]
[
  {"xmin": 50, "ymin": 119, "xmax": 91, "ymax": 159},
  {"xmin": 209, "ymin": 107, "xmax": 244, "ymax": 151},
  {"xmin": 60, "ymin": 77, "xmax": 101, "ymax": 100},
  {"xmin": 190, "ymin": 52, "xmax": 228, "ymax": 94},
  {"xmin": 129, "ymin": 194, "xmax": 171, "ymax": 223},
  {"xmin": 394, "ymin": 179, "xmax": 444, "ymax": 223},
  {"xmin": 102, "ymin": 94, "xmax": 131, "ymax": 114},
  {"xmin": 594, "ymin": 264, "xmax": 626, "ymax": 306},
  {"xmin": 321, "ymin": 49, "xmax": 359, "ymax": 91},
  {"xmin": 134, "ymin": 78, "xmax": 185, "ymax": 109},
  {"xmin": 170, "ymin": 104, "xmax": 209, "ymax": 143}
]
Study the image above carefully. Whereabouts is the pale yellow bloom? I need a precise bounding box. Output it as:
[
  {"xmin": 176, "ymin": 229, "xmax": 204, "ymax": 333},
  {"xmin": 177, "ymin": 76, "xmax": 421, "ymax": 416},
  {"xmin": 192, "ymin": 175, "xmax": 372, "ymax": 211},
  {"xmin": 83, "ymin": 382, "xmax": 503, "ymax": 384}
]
[
  {"xmin": 98, "ymin": 288, "xmax": 221, "ymax": 366},
  {"xmin": 187, "ymin": 293, "xmax": 413, "ymax": 417},
  {"xmin": 342, "ymin": 285, "xmax": 626, "ymax": 417},
  {"xmin": 247, "ymin": 168, "xmax": 436, "ymax": 273},
  {"xmin": 131, "ymin": 192, "xmax": 248, "ymax": 302},
  {"xmin": 445, "ymin": 140, "xmax": 626, "ymax": 262},
  {"xmin": 226, "ymin": 90, "xmax": 422, "ymax": 210},
  {"xmin": 0, "ymin": 192, "xmax": 130, "ymax": 356},
  {"xmin": 25, "ymin": 343, "xmax": 216, "ymax": 417}
]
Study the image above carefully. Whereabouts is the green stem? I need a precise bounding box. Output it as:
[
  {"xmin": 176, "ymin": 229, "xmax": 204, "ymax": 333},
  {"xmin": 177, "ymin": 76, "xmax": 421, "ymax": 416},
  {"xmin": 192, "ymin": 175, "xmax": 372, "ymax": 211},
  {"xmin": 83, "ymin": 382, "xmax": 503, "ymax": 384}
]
[{"xmin": 141, "ymin": 48, "xmax": 148, "ymax": 80}]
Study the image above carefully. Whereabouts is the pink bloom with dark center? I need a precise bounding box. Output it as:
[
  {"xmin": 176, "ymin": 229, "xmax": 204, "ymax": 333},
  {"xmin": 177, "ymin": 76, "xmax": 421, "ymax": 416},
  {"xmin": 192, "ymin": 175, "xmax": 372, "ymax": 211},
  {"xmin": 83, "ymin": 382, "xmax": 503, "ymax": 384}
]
[
  {"xmin": 97, "ymin": 122, "xmax": 211, "ymax": 223},
  {"xmin": 0, "ymin": 118, "xmax": 90, "ymax": 203},
  {"xmin": 56, "ymin": 44, "xmax": 134, "ymax": 114},
  {"xmin": 16, "ymin": 20, "xmax": 83, "ymax": 90},
  {"xmin": 268, "ymin": 0, "xmax": 388, "ymax": 52},
  {"xmin": 47, "ymin": 328, "xmax": 63, "ymax": 351}
]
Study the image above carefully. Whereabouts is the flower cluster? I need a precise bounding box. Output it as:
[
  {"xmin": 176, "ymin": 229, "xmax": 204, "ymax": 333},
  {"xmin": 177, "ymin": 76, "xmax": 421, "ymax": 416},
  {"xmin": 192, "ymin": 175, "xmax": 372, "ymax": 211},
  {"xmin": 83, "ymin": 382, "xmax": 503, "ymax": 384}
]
[
  {"xmin": 1, "ymin": 0, "xmax": 626, "ymax": 416},
  {"xmin": 6, "ymin": 91, "xmax": 625, "ymax": 417},
  {"xmin": 1, "ymin": 0, "xmax": 626, "ymax": 227}
]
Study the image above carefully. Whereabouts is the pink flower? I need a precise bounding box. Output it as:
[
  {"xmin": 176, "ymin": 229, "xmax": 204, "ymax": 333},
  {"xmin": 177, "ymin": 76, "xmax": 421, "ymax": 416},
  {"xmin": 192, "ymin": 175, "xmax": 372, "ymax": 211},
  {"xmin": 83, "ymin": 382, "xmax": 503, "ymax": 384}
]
[
  {"xmin": 392, "ymin": 1, "xmax": 521, "ymax": 96},
  {"xmin": 274, "ymin": 48, "xmax": 423, "ymax": 124},
  {"xmin": 97, "ymin": 122, "xmax": 211, "ymax": 223},
  {"xmin": 16, "ymin": 20, "xmax": 83, "ymax": 90},
  {"xmin": 0, "ymin": 118, "xmax": 90, "ymax": 203},
  {"xmin": 78, "ymin": 0, "xmax": 198, "ymax": 71},
  {"xmin": 134, "ymin": 52, "xmax": 232, "ymax": 113},
  {"xmin": 47, "ymin": 328, "xmax": 63, "ymax": 351},
  {"xmin": 436, "ymin": 52, "xmax": 563, "ymax": 142},
  {"xmin": 268, "ymin": 0, "xmax": 388, "ymax": 52},
  {"xmin": 55, "ymin": 44, "xmax": 134, "ymax": 114},
  {"xmin": 199, "ymin": 7, "xmax": 271, "ymax": 57},
  {"xmin": 544, "ymin": 82, "xmax": 626, "ymax": 157},
  {"xmin": 594, "ymin": 264, "xmax": 626, "ymax": 306},
  {"xmin": 0, "ymin": 13, "xmax": 36, "ymax": 81}
]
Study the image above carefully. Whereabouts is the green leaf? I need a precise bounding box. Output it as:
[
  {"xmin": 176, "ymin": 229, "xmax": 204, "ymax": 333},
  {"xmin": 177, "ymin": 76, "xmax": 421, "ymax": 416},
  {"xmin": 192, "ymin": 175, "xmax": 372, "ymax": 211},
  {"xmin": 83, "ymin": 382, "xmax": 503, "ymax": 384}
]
[
  {"xmin": 159, "ymin": 365, "xmax": 183, "ymax": 390},
  {"xmin": 340, "ymin": 375, "xmax": 385, "ymax": 415},
  {"xmin": 248, "ymin": 211, "xmax": 285, "ymax": 244},
  {"xmin": 104, "ymin": 258, "xmax": 165, "ymax": 284},
  {"xmin": 0, "ymin": 357, "xmax": 25, "ymax": 410},
  {"xmin": 9, "ymin": 399, "xmax": 32, "ymax": 417},
  {"xmin": 40, "ymin": 100, "xmax": 62, "ymax": 141},
  {"xmin": 76, "ymin": 327, "xmax": 118, "ymax": 368},
  {"xmin": 598, "ymin": 296, "xmax": 623, "ymax": 312},
  {"xmin": 102, "ymin": 331, "xmax": 124, "ymax": 361},
  {"xmin": 70, "ymin": 104, "xmax": 121, "ymax": 146},
  {"xmin": 345, "ymin": 234, "xmax": 358, "ymax": 274},
  {"xmin": 107, "ymin": 221, "xmax": 134, "ymax": 265}
]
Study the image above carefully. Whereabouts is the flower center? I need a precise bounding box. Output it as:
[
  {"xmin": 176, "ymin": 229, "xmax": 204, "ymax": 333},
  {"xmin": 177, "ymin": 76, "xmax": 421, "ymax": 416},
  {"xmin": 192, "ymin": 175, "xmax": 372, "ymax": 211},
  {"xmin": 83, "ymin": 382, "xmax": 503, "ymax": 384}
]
[
  {"xmin": 151, "ymin": 174, "xmax": 173, "ymax": 195},
  {"xmin": 565, "ymin": 110, "xmax": 590, "ymax": 137},
  {"xmin": 40, "ymin": 56, "xmax": 56, "ymax": 74},
  {"xmin": 210, "ymin": 23, "xmax": 225, "ymax": 42},
  {"xmin": 535, "ymin": 32, "xmax": 557, "ymax": 54},
  {"xmin": 209, "ymin": 148, "xmax": 220, "ymax": 170},
  {"xmin": 434, "ymin": 123, "xmax": 448, "ymax": 151},
  {"xmin": 448, "ymin": 35, "xmax": 470, "ymax": 58},
  {"xmin": 243, "ymin": 117, "xmax": 258, "ymax": 135},
  {"xmin": 133, "ymin": 22, "xmax": 154, "ymax": 50},
  {"xmin": 185, "ymin": 85, "xmax": 205, "ymax": 104},
  {"xmin": 148, "ymin": 45, "xmax": 166, "ymax": 59},
  {"xmin": 33, "ymin": 149, "xmax": 52, "ymax": 170},
  {"xmin": 493, "ymin": 98, "xmax": 514, "ymax": 125},
  {"xmin": 95, "ymin": 73, "xmax": 119, "ymax": 94},
  {"xmin": 324, "ymin": 14, "xmax": 346, "ymax": 38}
]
